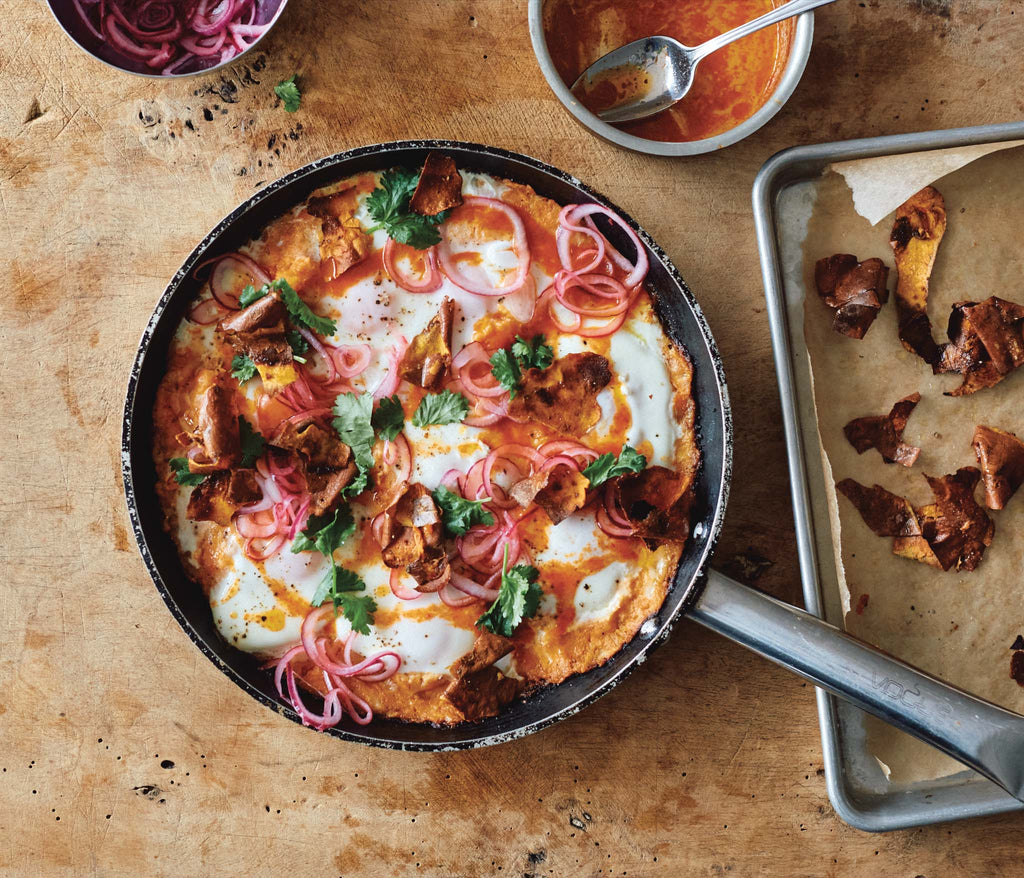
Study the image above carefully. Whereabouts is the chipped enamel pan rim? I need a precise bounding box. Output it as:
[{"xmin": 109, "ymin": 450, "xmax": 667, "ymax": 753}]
[
  {"xmin": 527, "ymin": 0, "xmax": 814, "ymax": 157},
  {"xmin": 122, "ymin": 140, "xmax": 732, "ymax": 750},
  {"xmin": 45, "ymin": 0, "xmax": 289, "ymax": 79}
]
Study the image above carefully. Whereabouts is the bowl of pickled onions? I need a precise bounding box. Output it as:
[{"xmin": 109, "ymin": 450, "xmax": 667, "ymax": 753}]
[{"xmin": 48, "ymin": 0, "xmax": 288, "ymax": 77}]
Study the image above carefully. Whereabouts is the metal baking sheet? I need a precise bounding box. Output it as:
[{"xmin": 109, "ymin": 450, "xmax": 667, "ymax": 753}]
[{"xmin": 752, "ymin": 120, "xmax": 1024, "ymax": 832}]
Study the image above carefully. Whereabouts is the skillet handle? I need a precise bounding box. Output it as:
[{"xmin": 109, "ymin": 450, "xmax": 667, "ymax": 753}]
[{"xmin": 690, "ymin": 568, "xmax": 1024, "ymax": 802}]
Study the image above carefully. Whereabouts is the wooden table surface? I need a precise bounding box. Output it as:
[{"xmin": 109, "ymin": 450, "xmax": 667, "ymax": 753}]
[{"xmin": 3, "ymin": 0, "xmax": 1023, "ymax": 874}]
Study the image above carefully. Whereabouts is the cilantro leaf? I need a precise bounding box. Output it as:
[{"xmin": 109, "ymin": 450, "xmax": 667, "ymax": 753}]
[
  {"xmin": 291, "ymin": 506, "xmax": 355, "ymax": 556},
  {"xmin": 489, "ymin": 348, "xmax": 521, "ymax": 397},
  {"xmin": 231, "ymin": 354, "xmax": 258, "ymax": 383},
  {"xmin": 411, "ymin": 389, "xmax": 469, "ymax": 427},
  {"xmin": 366, "ymin": 168, "xmax": 450, "ymax": 250},
  {"xmin": 489, "ymin": 335, "xmax": 554, "ymax": 398},
  {"xmin": 238, "ymin": 283, "xmax": 264, "ymax": 307},
  {"xmin": 169, "ymin": 457, "xmax": 206, "ymax": 487},
  {"xmin": 286, "ymin": 329, "xmax": 309, "ymax": 357},
  {"xmin": 372, "ymin": 394, "xmax": 405, "ymax": 442},
  {"xmin": 477, "ymin": 546, "xmax": 543, "ymax": 638},
  {"xmin": 332, "ymin": 392, "xmax": 375, "ymax": 497},
  {"xmin": 512, "ymin": 334, "xmax": 554, "ymax": 371},
  {"xmin": 276, "ymin": 279, "xmax": 336, "ymax": 336},
  {"xmin": 432, "ymin": 486, "xmax": 495, "ymax": 536},
  {"xmin": 331, "ymin": 393, "xmax": 375, "ymax": 470},
  {"xmin": 581, "ymin": 445, "xmax": 648, "ymax": 489},
  {"xmin": 238, "ymin": 416, "xmax": 266, "ymax": 468},
  {"xmin": 275, "ymin": 74, "xmax": 301, "ymax": 112},
  {"xmin": 310, "ymin": 566, "xmax": 375, "ymax": 633},
  {"xmin": 343, "ymin": 468, "xmax": 371, "ymax": 498},
  {"xmin": 336, "ymin": 592, "xmax": 377, "ymax": 635}
]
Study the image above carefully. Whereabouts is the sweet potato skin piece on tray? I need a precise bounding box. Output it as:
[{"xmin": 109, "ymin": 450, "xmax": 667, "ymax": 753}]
[
  {"xmin": 507, "ymin": 352, "xmax": 611, "ymax": 435},
  {"xmin": 889, "ymin": 185, "xmax": 947, "ymax": 364},
  {"xmin": 938, "ymin": 297, "xmax": 1024, "ymax": 395},
  {"xmin": 843, "ymin": 392, "xmax": 921, "ymax": 467},
  {"xmin": 973, "ymin": 425, "xmax": 1024, "ymax": 510},
  {"xmin": 814, "ymin": 254, "xmax": 889, "ymax": 339},
  {"xmin": 410, "ymin": 151, "xmax": 464, "ymax": 216},
  {"xmin": 838, "ymin": 469, "xmax": 994, "ymax": 572},
  {"xmin": 835, "ymin": 479, "xmax": 921, "ymax": 538},
  {"xmin": 400, "ymin": 297, "xmax": 455, "ymax": 390}
]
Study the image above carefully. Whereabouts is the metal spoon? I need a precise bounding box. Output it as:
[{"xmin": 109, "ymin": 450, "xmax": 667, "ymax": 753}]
[{"xmin": 571, "ymin": 0, "xmax": 838, "ymax": 124}]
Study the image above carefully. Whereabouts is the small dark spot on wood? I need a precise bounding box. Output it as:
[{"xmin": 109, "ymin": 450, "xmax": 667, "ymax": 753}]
[
  {"xmin": 160, "ymin": 760, "xmax": 174, "ymax": 769},
  {"xmin": 267, "ymin": 134, "xmax": 277, "ymax": 149},
  {"xmin": 185, "ymin": 119, "xmax": 195, "ymax": 131},
  {"xmin": 24, "ymin": 98, "xmax": 44, "ymax": 124},
  {"xmin": 202, "ymin": 108, "xmax": 214, "ymax": 122}
]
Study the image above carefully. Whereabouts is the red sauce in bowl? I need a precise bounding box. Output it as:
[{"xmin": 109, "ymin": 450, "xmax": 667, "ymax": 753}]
[{"xmin": 542, "ymin": 0, "xmax": 794, "ymax": 143}]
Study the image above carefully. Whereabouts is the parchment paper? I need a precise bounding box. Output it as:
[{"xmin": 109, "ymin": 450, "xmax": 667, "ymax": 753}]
[{"xmin": 796, "ymin": 146, "xmax": 1024, "ymax": 783}]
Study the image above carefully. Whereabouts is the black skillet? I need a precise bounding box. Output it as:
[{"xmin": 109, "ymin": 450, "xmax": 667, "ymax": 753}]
[{"xmin": 122, "ymin": 142, "xmax": 1024, "ymax": 793}]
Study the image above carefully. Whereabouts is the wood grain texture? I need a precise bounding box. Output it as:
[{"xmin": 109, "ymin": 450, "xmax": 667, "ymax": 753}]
[{"xmin": 2, "ymin": 0, "xmax": 1024, "ymax": 874}]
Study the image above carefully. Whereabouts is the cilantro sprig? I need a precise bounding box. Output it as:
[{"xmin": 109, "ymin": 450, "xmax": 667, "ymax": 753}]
[
  {"xmin": 170, "ymin": 457, "xmax": 206, "ymax": 487},
  {"xmin": 432, "ymin": 486, "xmax": 495, "ymax": 537},
  {"xmin": 231, "ymin": 354, "xmax": 258, "ymax": 383},
  {"xmin": 238, "ymin": 416, "xmax": 266, "ymax": 468},
  {"xmin": 237, "ymin": 278, "xmax": 336, "ymax": 336},
  {"xmin": 332, "ymin": 393, "xmax": 375, "ymax": 497},
  {"xmin": 285, "ymin": 329, "xmax": 309, "ymax": 363},
  {"xmin": 476, "ymin": 545, "xmax": 543, "ymax": 638},
  {"xmin": 582, "ymin": 446, "xmax": 647, "ymax": 489},
  {"xmin": 366, "ymin": 168, "xmax": 450, "ymax": 249},
  {"xmin": 372, "ymin": 394, "xmax": 405, "ymax": 442},
  {"xmin": 330, "ymin": 392, "xmax": 408, "ymax": 497},
  {"xmin": 489, "ymin": 335, "xmax": 554, "ymax": 398},
  {"xmin": 275, "ymin": 74, "xmax": 301, "ymax": 112},
  {"xmin": 291, "ymin": 507, "xmax": 376, "ymax": 633},
  {"xmin": 411, "ymin": 389, "xmax": 469, "ymax": 427}
]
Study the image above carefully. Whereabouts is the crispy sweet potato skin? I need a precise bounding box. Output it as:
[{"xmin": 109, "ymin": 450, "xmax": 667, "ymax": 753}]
[
  {"xmin": 843, "ymin": 393, "xmax": 921, "ymax": 467},
  {"xmin": 814, "ymin": 254, "xmax": 889, "ymax": 339},
  {"xmin": 838, "ymin": 468, "xmax": 994, "ymax": 572},
  {"xmin": 890, "ymin": 186, "xmax": 946, "ymax": 364},
  {"xmin": 973, "ymin": 425, "xmax": 1024, "ymax": 510},
  {"xmin": 507, "ymin": 352, "xmax": 611, "ymax": 435},
  {"xmin": 410, "ymin": 151, "xmax": 464, "ymax": 216}
]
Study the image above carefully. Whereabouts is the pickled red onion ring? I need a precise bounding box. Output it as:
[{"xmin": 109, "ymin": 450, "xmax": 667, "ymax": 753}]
[
  {"xmin": 389, "ymin": 568, "xmax": 422, "ymax": 601},
  {"xmin": 438, "ymin": 197, "xmax": 531, "ymax": 296},
  {"xmin": 453, "ymin": 342, "xmax": 505, "ymax": 398},
  {"xmin": 449, "ymin": 571, "xmax": 500, "ymax": 602},
  {"xmin": 373, "ymin": 337, "xmax": 408, "ymax": 400},
  {"xmin": 274, "ymin": 608, "xmax": 401, "ymax": 730},
  {"xmin": 558, "ymin": 203, "xmax": 649, "ymax": 290},
  {"xmin": 383, "ymin": 239, "xmax": 443, "ymax": 293}
]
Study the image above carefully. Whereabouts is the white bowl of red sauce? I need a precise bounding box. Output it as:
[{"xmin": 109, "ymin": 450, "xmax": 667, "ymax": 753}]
[
  {"xmin": 529, "ymin": 0, "xmax": 813, "ymax": 156},
  {"xmin": 47, "ymin": 0, "xmax": 288, "ymax": 77}
]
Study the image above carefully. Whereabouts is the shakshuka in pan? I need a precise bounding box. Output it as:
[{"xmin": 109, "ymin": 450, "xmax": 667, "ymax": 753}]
[{"xmin": 153, "ymin": 151, "xmax": 698, "ymax": 728}]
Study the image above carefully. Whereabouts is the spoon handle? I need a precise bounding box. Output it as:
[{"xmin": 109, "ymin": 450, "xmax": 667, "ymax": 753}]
[{"xmin": 690, "ymin": 0, "xmax": 837, "ymax": 63}]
